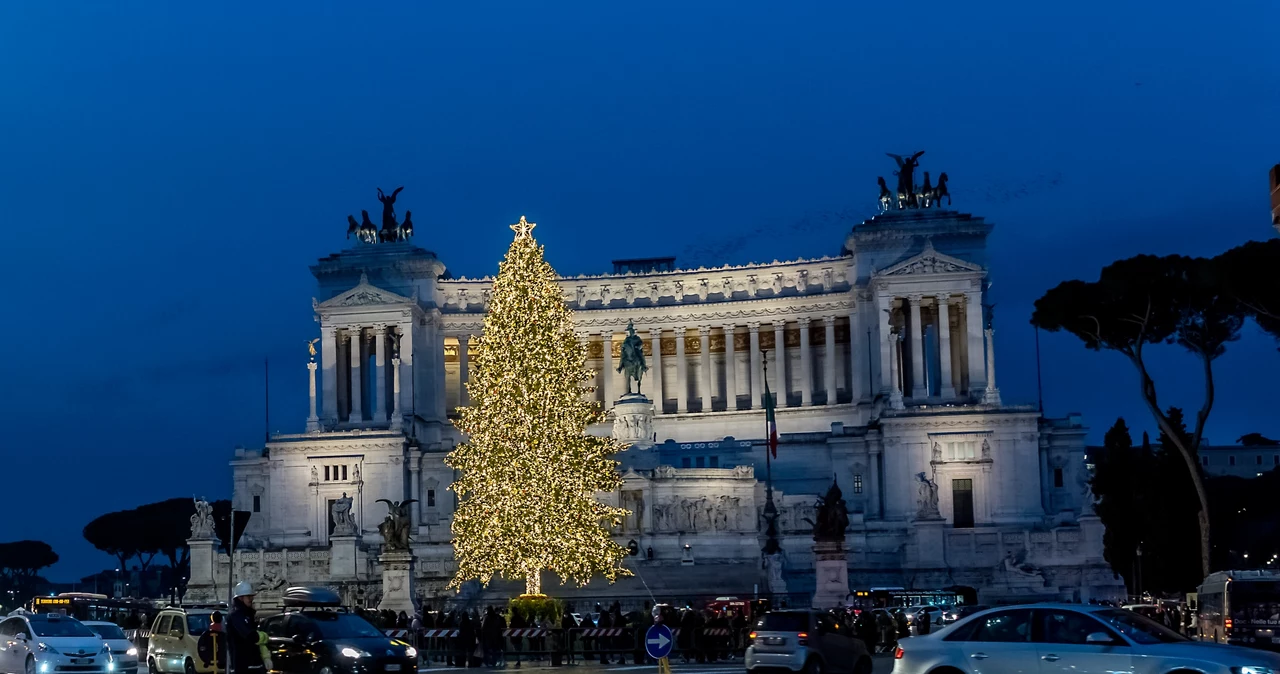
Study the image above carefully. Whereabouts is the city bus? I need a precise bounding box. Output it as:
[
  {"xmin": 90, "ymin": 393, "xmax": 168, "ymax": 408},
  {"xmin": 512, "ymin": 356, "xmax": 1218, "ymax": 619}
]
[
  {"xmin": 31, "ymin": 593, "xmax": 155, "ymax": 626},
  {"xmin": 1197, "ymin": 570, "xmax": 1280, "ymax": 648}
]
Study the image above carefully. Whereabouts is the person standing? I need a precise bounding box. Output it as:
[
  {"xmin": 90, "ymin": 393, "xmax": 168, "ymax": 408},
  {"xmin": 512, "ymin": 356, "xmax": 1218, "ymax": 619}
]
[{"xmin": 228, "ymin": 582, "xmax": 268, "ymax": 674}]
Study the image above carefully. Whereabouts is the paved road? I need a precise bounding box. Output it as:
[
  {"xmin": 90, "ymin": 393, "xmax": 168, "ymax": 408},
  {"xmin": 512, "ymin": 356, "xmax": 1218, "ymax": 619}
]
[{"xmin": 419, "ymin": 654, "xmax": 896, "ymax": 674}]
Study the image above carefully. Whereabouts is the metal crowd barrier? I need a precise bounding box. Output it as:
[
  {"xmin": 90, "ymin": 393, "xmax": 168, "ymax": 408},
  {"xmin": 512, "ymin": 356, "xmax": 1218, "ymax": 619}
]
[{"xmin": 383, "ymin": 626, "xmax": 750, "ymax": 665}]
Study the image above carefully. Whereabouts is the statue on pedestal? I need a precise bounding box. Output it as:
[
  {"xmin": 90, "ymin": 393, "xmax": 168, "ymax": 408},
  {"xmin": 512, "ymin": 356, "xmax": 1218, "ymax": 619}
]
[
  {"xmin": 617, "ymin": 320, "xmax": 649, "ymax": 396},
  {"xmin": 331, "ymin": 493, "xmax": 356, "ymax": 536},
  {"xmin": 346, "ymin": 187, "xmax": 414, "ymax": 244},
  {"xmin": 916, "ymin": 472, "xmax": 941, "ymax": 520},
  {"xmin": 807, "ymin": 479, "xmax": 849, "ymax": 543},
  {"xmin": 189, "ymin": 498, "xmax": 215, "ymax": 540},
  {"xmin": 376, "ymin": 499, "xmax": 417, "ymax": 551}
]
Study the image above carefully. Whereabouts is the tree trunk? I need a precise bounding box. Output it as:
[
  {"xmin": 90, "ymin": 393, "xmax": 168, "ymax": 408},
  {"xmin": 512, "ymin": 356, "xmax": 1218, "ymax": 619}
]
[
  {"xmin": 1132, "ymin": 357, "xmax": 1213, "ymax": 579},
  {"xmin": 525, "ymin": 569, "xmax": 541, "ymax": 596}
]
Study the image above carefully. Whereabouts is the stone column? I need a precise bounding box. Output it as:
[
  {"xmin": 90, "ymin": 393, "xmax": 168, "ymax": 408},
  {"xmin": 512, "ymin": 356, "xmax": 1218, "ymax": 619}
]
[
  {"xmin": 965, "ymin": 291, "xmax": 986, "ymax": 393},
  {"xmin": 674, "ymin": 326, "xmax": 688, "ymax": 413},
  {"xmin": 457, "ymin": 334, "xmax": 471, "ymax": 408},
  {"xmin": 748, "ymin": 323, "xmax": 762, "ymax": 409},
  {"xmin": 649, "ymin": 328, "xmax": 663, "ymax": 414},
  {"xmin": 773, "ymin": 322, "xmax": 789, "ymax": 406},
  {"xmin": 936, "ymin": 295, "xmax": 956, "ymax": 398},
  {"xmin": 868, "ymin": 450, "xmax": 883, "ymax": 519},
  {"xmin": 982, "ymin": 328, "xmax": 1003, "ymax": 405},
  {"xmin": 908, "ymin": 295, "xmax": 926, "ymax": 396},
  {"xmin": 306, "ymin": 361, "xmax": 321, "ymax": 432},
  {"xmin": 321, "ymin": 325, "xmax": 338, "ymax": 424},
  {"xmin": 877, "ymin": 295, "xmax": 893, "ymax": 394},
  {"xmin": 823, "ymin": 316, "xmax": 837, "ymax": 405},
  {"xmin": 698, "ymin": 326, "xmax": 712, "ymax": 411},
  {"xmin": 390, "ymin": 356, "xmax": 403, "ymax": 431},
  {"xmin": 373, "ymin": 325, "xmax": 388, "ymax": 421},
  {"xmin": 799, "ymin": 319, "xmax": 813, "ymax": 406},
  {"xmin": 602, "ymin": 330, "xmax": 615, "ymax": 405},
  {"xmin": 407, "ymin": 453, "xmax": 420, "ymax": 528},
  {"xmin": 348, "ymin": 327, "xmax": 363, "ymax": 422},
  {"xmin": 888, "ymin": 331, "xmax": 905, "ymax": 410},
  {"xmin": 723, "ymin": 324, "xmax": 738, "ymax": 411}
]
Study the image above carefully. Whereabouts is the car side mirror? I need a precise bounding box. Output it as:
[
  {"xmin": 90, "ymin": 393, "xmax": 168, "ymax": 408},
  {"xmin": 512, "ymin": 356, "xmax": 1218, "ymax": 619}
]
[
  {"xmin": 14, "ymin": 633, "xmax": 27, "ymax": 642},
  {"xmin": 1085, "ymin": 632, "xmax": 1114, "ymax": 645}
]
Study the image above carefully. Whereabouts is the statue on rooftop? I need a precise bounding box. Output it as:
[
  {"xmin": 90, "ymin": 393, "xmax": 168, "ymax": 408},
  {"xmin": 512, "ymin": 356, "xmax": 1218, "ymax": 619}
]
[
  {"xmin": 887, "ymin": 151, "xmax": 925, "ymax": 208},
  {"xmin": 346, "ymin": 188, "xmax": 413, "ymax": 244}
]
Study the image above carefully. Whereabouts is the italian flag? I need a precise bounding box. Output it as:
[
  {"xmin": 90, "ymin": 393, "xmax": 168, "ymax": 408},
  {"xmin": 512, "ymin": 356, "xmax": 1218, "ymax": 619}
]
[{"xmin": 764, "ymin": 379, "xmax": 778, "ymax": 458}]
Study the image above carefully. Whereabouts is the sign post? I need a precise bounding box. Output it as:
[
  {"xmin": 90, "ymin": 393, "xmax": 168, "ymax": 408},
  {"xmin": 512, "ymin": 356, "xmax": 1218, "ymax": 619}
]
[{"xmin": 645, "ymin": 623, "xmax": 673, "ymax": 674}]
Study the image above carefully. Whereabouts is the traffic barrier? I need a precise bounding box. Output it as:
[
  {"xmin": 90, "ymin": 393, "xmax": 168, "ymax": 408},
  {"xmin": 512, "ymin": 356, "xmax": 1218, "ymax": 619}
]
[
  {"xmin": 384, "ymin": 629, "xmax": 411, "ymax": 638},
  {"xmin": 503, "ymin": 628, "xmax": 546, "ymax": 637}
]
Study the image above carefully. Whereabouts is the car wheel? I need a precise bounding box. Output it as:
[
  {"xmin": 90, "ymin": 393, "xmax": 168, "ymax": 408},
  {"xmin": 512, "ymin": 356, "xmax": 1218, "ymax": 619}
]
[
  {"xmin": 25, "ymin": 657, "xmax": 36, "ymax": 674},
  {"xmin": 148, "ymin": 659, "xmax": 158, "ymax": 674},
  {"xmin": 317, "ymin": 667, "xmax": 333, "ymax": 674},
  {"xmin": 184, "ymin": 659, "xmax": 195, "ymax": 674},
  {"xmin": 805, "ymin": 658, "xmax": 823, "ymax": 674}
]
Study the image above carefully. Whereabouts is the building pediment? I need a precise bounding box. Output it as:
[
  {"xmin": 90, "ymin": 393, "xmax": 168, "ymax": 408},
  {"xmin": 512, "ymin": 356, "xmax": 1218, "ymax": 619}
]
[
  {"xmin": 316, "ymin": 273, "xmax": 417, "ymax": 309},
  {"xmin": 878, "ymin": 240, "xmax": 982, "ymax": 277}
]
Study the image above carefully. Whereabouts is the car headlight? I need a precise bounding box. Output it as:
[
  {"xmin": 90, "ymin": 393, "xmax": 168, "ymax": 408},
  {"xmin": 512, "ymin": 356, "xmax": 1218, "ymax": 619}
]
[
  {"xmin": 38, "ymin": 643, "xmax": 58, "ymax": 654},
  {"xmin": 340, "ymin": 647, "xmax": 370, "ymax": 658},
  {"xmin": 126, "ymin": 648, "xmax": 138, "ymax": 657},
  {"xmin": 405, "ymin": 646, "xmax": 418, "ymax": 659},
  {"xmin": 1237, "ymin": 668, "xmax": 1276, "ymax": 674}
]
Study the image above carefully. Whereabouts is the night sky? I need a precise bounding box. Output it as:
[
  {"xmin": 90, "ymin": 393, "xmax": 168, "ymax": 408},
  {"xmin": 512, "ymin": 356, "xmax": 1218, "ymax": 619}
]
[{"xmin": 1, "ymin": 2, "xmax": 1276, "ymax": 580}]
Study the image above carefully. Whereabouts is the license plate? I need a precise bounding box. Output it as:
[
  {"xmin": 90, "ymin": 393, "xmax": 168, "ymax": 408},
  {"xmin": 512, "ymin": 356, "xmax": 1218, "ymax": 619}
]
[
  {"xmin": 765, "ymin": 637, "xmax": 785, "ymax": 645},
  {"xmin": 71, "ymin": 659, "xmax": 91, "ymax": 665},
  {"xmin": 385, "ymin": 665, "xmax": 402, "ymax": 671}
]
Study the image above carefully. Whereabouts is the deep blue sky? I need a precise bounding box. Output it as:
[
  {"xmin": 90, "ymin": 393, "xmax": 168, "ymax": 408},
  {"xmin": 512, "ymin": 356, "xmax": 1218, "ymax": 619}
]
[{"xmin": 1, "ymin": 2, "xmax": 1276, "ymax": 580}]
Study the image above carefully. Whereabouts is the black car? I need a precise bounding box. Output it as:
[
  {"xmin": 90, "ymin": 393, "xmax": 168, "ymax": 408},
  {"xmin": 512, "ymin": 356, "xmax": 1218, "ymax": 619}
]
[{"xmin": 262, "ymin": 587, "xmax": 417, "ymax": 674}]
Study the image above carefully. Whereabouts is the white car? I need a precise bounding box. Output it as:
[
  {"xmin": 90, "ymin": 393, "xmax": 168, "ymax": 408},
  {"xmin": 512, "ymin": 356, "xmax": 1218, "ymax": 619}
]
[
  {"xmin": 83, "ymin": 623, "xmax": 138, "ymax": 674},
  {"xmin": 0, "ymin": 613, "xmax": 115, "ymax": 674},
  {"xmin": 892, "ymin": 603, "xmax": 1280, "ymax": 674}
]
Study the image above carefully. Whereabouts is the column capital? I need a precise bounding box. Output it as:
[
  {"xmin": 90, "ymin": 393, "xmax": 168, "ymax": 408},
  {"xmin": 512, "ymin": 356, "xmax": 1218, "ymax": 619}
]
[
  {"xmin": 307, "ymin": 360, "xmax": 318, "ymax": 371},
  {"xmin": 673, "ymin": 324, "xmax": 686, "ymax": 333},
  {"xmin": 392, "ymin": 356, "xmax": 401, "ymax": 366},
  {"xmin": 373, "ymin": 324, "xmax": 387, "ymax": 335},
  {"xmin": 722, "ymin": 323, "xmax": 737, "ymax": 332},
  {"xmin": 457, "ymin": 333, "xmax": 471, "ymax": 346},
  {"xmin": 907, "ymin": 293, "xmax": 923, "ymax": 304},
  {"xmin": 321, "ymin": 324, "xmax": 337, "ymax": 335},
  {"xmin": 649, "ymin": 328, "xmax": 662, "ymax": 338},
  {"xmin": 747, "ymin": 322, "xmax": 760, "ymax": 332},
  {"xmin": 346, "ymin": 327, "xmax": 362, "ymax": 340},
  {"xmin": 697, "ymin": 325, "xmax": 710, "ymax": 336},
  {"xmin": 935, "ymin": 292, "xmax": 953, "ymax": 304},
  {"xmin": 822, "ymin": 315, "xmax": 836, "ymax": 326}
]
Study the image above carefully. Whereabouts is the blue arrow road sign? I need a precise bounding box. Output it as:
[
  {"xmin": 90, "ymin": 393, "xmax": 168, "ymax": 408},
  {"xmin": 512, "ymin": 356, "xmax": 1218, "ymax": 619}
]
[{"xmin": 645, "ymin": 624, "xmax": 673, "ymax": 660}]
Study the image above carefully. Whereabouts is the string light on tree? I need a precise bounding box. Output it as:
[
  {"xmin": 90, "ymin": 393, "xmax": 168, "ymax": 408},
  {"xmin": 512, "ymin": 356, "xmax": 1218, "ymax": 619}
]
[{"xmin": 446, "ymin": 215, "xmax": 630, "ymax": 596}]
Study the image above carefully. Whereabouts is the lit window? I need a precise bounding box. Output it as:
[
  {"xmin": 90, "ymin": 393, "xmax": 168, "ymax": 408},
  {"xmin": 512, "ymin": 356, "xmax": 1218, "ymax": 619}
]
[
  {"xmin": 853, "ymin": 474, "xmax": 863, "ymax": 494},
  {"xmin": 947, "ymin": 441, "xmax": 977, "ymax": 461}
]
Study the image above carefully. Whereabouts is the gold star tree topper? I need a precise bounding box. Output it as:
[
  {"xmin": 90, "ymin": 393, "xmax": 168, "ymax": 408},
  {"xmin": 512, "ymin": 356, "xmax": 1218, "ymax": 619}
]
[{"xmin": 510, "ymin": 215, "xmax": 536, "ymax": 239}]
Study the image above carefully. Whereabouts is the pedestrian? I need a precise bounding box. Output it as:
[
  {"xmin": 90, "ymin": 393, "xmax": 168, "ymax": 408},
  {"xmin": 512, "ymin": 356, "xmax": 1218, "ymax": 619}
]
[
  {"xmin": 227, "ymin": 581, "xmax": 269, "ymax": 674},
  {"xmin": 508, "ymin": 607, "xmax": 526, "ymax": 668},
  {"xmin": 916, "ymin": 609, "xmax": 932, "ymax": 636},
  {"xmin": 197, "ymin": 611, "xmax": 226, "ymax": 671},
  {"xmin": 855, "ymin": 610, "xmax": 878, "ymax": 654}
]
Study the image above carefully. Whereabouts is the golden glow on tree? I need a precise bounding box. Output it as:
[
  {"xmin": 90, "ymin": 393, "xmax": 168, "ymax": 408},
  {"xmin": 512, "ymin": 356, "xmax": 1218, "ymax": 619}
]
[{"xmin": 447, "ymin": 217, "xmax": 631, "ymax": 596}]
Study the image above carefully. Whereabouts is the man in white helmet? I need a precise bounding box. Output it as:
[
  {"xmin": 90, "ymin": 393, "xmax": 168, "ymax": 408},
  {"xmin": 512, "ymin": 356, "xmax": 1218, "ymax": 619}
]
[{"xmin": 227, "ymin": 581, "xmax": 269, "ymax": 674}]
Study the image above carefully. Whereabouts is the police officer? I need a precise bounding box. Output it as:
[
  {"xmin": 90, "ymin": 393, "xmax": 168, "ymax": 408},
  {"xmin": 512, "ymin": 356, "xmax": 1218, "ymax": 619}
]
[{"xmin": 227, "ymin": 581, "xmax": 269, "ymax": 674}]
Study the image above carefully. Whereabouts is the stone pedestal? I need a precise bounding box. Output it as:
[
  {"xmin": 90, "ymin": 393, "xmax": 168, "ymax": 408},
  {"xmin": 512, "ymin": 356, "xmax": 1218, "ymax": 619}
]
[
  {"xmin": 913, "ymin": 519, "xmax": 947, "ymax": 568},
  {"xmin": 612, "ymin": 393, "xmax": 654, "ymax": 447},
  {"xmin": 185, "ymin": 538, "xmax": 217, "ymax": 601},
  {"xmin": 811, "ymin": 540, "xmax": 850, "ymax": 609},
  {"xmin": 377, "ymin": 551, "xmax": 417, "ymax": 615},
  {"xmin": 330, "ymin": 536, "xmax": 360, "ymax": 580}
]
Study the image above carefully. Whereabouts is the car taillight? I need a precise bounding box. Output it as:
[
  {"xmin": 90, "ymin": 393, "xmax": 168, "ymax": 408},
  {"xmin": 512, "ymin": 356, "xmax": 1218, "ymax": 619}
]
[
  {"xmin": 797, "ymin": 632, "xmax": 808, "ymax": 645},
  {"xmin": 1226, "ymin": 619, "xmax": 1234, "ymax": 630},
  {"xmin": 894, "ymin": 646, "xmax": 905, "ymax": 660},
  {"xmin": 747, "ymin": 632, "xmax": 756, "ymax": 646}
]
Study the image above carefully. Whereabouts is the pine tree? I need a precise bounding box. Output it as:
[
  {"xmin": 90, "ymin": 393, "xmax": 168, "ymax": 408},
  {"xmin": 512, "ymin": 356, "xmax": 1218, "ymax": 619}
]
[{"xmin": 446, "ymin": 216, "xmax": 630, "ymax": 596}]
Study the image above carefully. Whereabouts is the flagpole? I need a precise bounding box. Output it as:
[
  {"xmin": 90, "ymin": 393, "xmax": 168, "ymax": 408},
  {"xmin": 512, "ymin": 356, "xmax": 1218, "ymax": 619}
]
[{"xmin": 761, "ymin": 350, "xmax": 780, "ymax": 557}]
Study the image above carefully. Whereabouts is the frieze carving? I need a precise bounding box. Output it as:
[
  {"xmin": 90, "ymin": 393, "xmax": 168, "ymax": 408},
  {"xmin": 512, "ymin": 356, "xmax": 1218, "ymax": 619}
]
[{"xmin": 651, "ymin": 495, "xmax": 748, "ymax": 532}]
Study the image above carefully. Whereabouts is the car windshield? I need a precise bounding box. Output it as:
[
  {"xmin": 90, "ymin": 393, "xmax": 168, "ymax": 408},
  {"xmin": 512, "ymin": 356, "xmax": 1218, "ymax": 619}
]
[
  {"xmin": 186, "ymin": 615, "xmax": 211, "ymax": 637},
  {"xmin": 757, "ymin": 613, "xmax": 809, "ymax": 632},
  {"xmin": 87, "ymin": 624, "xmax": 127, "ymax": 640},
  {"xmin": 31, "ymin": 619, "xmax": 96, "ymax": 638},
  {"xmin": 1092, "ymin": 609, "xmax": 1189, "ymax": 644},
  {"xmin": 311, "ymin": 614, "xmax": 384, "ymax": 639}
]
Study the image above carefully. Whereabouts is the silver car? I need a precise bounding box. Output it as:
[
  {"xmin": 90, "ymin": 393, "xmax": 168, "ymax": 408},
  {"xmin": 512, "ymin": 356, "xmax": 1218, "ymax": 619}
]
[
  {"xmin": 892, "ymin": 603, "xmax": 1280, "ymax": 674},
  {"xmin": 746, "ymin": 610, "xmax": 872, "ymax": 674}
]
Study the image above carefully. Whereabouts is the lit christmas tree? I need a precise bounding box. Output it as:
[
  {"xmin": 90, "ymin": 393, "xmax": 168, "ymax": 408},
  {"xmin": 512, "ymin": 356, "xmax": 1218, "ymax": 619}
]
[{"xmin": 446, "ymin": 216, "xmax": 630, "ymax": 596}]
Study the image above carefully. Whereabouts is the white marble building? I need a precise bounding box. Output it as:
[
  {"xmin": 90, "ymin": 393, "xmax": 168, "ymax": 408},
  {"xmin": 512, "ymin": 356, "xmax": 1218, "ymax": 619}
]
[{"xmin": 186, "ymin": 206, "xmax": 1124, "ymax": 607}]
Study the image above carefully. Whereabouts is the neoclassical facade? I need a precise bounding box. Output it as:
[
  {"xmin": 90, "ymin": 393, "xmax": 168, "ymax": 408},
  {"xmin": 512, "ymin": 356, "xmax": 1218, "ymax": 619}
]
[{"xmin": 187, "ymin": 205, "xmax": 1123, "ymax": 607}]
